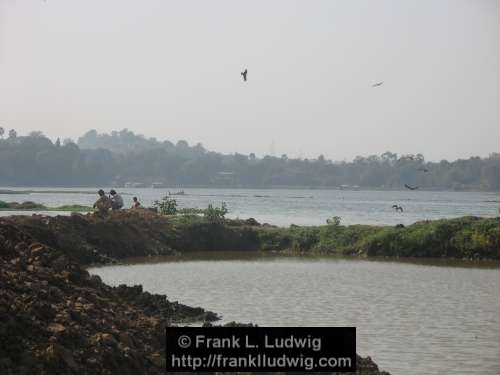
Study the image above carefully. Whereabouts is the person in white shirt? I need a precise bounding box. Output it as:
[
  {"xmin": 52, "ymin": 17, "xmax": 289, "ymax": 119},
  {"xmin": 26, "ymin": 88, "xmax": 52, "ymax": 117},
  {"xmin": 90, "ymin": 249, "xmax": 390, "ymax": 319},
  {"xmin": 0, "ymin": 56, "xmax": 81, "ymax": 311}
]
[{"xmin": 109, "ymin": 189, "xmax": 124, "ymax": 210}]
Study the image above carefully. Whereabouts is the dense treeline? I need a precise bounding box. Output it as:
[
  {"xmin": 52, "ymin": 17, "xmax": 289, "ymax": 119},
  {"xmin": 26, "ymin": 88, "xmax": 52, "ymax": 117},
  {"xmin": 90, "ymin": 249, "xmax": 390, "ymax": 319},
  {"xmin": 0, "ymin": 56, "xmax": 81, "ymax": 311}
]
[{"xmin": 0, "ymin": 128, "xmax": 499, "ymax": 190}]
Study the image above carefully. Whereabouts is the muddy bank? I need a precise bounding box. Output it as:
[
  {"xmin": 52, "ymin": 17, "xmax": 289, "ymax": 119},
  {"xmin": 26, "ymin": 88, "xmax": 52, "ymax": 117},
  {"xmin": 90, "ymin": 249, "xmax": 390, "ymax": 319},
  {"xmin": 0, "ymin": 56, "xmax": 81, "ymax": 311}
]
[
  {"xmin": 6, "ymin": 211, "xmax": 262, "ymax": 265},
  {"xmin": 0, "ymin": 213, "xmax": 390, "ymax": 374}
]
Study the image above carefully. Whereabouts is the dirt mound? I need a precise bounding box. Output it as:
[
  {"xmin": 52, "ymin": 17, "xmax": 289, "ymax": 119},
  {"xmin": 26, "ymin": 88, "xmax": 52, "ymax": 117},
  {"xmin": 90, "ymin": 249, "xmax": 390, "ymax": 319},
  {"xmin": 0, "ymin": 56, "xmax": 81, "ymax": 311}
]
[
  {"xmin": 7, "ymin": 211, "xmax": 261, "ymax": 265},
  {"xmin": 0, "ymin": 219, "xmax": 217, "ymax": 375}
]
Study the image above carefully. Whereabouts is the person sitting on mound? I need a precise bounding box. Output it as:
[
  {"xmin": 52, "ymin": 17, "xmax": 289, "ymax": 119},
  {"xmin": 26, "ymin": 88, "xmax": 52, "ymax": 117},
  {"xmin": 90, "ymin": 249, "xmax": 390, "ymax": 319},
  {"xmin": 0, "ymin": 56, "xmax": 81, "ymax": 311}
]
[
  {"xmin": 109, "ymin": 189, "xmax": 124, "ymax": 210},
  {"xmin": 132, "ymin": 196, "xmax": 141, "ymax": 209},
  {"xmin": 93, "ymin": 189, "xmax": 111, "ymax": 215}
]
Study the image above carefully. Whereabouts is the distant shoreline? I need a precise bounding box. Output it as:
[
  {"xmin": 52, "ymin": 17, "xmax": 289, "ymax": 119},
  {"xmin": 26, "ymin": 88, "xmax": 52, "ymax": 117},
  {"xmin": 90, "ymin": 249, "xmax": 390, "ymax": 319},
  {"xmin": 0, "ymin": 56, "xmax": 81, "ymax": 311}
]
[{"xmin": 2, "ymin": 187, "xmax": 500, "ymax": 194}]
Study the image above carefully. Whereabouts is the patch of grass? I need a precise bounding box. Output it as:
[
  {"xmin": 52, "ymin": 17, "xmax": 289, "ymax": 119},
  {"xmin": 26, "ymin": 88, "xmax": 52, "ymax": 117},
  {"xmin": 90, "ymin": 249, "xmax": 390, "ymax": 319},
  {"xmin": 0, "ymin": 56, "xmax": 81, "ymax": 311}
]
[
  {"xmin": 255, "ymin": 216, "xmax": 500, "ymax": 259},
  {"xmin": 54, "ymin": 204, "xmax": 94, "ymax": 212},
  {"xmin": 177, "ymin": 207, "xmax": 204, "ymax": 215},
  {"xmin": 0, "ymin": 200, "xmax": 93, "ymax": 212}
]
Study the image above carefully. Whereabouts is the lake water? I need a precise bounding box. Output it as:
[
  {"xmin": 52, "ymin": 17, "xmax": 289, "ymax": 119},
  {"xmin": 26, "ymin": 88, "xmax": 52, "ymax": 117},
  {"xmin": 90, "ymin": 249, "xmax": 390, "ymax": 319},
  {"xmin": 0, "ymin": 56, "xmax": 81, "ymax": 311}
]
[
  {"xmin": 90, "ymin": 254, "xmax": 500, "ymax": 375},
  {"xmin": 1, "ymin": 187, "xmax": 500, "ymax": 226}
]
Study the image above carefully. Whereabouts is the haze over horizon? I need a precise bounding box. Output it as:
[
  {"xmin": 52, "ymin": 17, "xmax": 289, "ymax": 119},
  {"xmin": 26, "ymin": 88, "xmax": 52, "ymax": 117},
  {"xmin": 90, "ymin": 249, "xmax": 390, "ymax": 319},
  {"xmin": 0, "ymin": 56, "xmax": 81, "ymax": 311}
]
[{"xmin": 1, "ymin": 0, "xmax": 499, "ymax": 162}]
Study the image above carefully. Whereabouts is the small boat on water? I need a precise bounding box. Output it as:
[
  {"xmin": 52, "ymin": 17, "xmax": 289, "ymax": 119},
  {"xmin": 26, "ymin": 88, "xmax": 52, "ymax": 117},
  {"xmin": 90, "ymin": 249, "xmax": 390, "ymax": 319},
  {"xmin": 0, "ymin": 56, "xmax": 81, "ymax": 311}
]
[
  {"xmin": 151, "ymin": 182, "xmax": 166, "ymax": 189},
  {"xmin": 168, "ymin": 190, "xmax": 185, "ymax": 196},
  {"xmin": 124, "ymin": 182, "xmax": 146, "ymax": 188}
]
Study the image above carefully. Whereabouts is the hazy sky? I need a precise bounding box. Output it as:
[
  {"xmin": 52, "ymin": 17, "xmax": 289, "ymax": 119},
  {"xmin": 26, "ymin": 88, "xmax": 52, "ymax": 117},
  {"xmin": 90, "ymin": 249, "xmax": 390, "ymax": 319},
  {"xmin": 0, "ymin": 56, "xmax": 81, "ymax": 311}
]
[{"xmin": 1, "ymin": 0, "xmax": 499, "ymax": 161}]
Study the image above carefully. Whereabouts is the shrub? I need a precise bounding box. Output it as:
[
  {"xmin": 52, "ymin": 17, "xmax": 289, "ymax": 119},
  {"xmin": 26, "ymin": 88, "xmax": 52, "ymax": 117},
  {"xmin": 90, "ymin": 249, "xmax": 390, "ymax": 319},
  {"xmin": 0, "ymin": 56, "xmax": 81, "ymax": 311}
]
[
  {"xmin": 153, "ymin": 196, "xmax": 177, "ymax": 215},
  {"xmin": 204, "ymin": 202, "xmax": 228, "ymax": 224},
  {"xmin": 326, "ymin": 216, "xmax": 341, "ymax": 226},
  {"xmin": 289, "ymin": 227, "xmax": 320, "ymax": 252}
]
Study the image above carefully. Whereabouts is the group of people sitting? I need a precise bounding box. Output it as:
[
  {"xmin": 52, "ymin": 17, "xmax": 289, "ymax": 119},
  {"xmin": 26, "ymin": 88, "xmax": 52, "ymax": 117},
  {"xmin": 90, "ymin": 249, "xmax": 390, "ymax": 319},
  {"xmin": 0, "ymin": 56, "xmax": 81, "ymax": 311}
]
[{"xmin": 93, "ymin": 189, "xmax": 141, "ymax": 214}]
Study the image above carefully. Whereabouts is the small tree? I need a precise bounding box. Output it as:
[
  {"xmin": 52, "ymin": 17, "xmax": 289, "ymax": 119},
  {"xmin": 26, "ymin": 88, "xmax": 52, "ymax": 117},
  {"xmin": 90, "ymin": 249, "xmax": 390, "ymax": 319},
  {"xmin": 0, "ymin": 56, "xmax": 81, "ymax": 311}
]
[
  {"xmin": 326, "ymin": 216, "xmax": 341, "ymax": 226},
  {"xmin": 204, "ymin": 202, "xmax": 228, "ymax": 223},
  {"xmin": 153, "ymin": 195, "xmax": 177, "ymax": 215},
  {"xmin": 8, "ymin": 129, "xmax": 16, "ymax": 139},
  {"xmin": 0, "ymin": 127, "xmax": 4, "ymax": 138}
]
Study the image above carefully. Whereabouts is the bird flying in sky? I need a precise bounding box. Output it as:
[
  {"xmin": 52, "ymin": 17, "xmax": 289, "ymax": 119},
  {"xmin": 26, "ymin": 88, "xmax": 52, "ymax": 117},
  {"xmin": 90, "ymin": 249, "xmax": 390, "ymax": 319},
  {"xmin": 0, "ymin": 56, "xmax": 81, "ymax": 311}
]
[
  {"xmin": 241, "ymin": 69, "xmax": 248, "ymax": 82},
  {"xmin": 372, "ymin": 81, "xmax": 384, "ymax": 87}
]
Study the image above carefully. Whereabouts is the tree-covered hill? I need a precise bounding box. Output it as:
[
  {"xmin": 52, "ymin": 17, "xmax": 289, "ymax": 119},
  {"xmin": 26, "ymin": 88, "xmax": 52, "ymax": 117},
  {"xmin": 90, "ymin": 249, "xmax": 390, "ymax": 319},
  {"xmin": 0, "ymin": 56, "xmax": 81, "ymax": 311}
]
[{"xmin": 0, "ymin": 128, "xmax": 499, "ymax": 190}]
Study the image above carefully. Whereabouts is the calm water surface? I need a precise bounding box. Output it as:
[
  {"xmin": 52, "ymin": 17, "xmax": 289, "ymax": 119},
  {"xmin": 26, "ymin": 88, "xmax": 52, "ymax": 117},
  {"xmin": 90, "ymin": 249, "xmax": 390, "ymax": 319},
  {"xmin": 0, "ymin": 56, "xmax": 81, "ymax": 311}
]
[
  {"xmin": 90, "ymin": 254, "xmax": 500, "ymax": 375},
  {"xmin": 2, "ymin": 187, "xmax": 500, "ymax": 226}
]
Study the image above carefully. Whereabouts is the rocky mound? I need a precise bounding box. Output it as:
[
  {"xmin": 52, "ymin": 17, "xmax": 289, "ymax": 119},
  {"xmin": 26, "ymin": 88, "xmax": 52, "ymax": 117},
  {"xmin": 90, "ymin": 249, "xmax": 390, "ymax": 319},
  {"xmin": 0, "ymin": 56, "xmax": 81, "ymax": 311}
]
[{"xmin": 0, "ymin": 219, "xmax": 216, "ymax": 375}]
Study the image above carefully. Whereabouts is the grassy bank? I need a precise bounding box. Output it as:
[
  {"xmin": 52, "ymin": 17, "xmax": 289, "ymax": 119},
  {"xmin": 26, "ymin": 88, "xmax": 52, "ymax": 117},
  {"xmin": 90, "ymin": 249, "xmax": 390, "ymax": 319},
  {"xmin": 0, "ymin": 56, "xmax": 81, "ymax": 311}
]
[
  {"xmin": 255, "ymin": 216, "xmax": 500, "ymax": 259},
  {"xmin": 0, "ymin": 201, "xmax": 93, "ymax": 212}
]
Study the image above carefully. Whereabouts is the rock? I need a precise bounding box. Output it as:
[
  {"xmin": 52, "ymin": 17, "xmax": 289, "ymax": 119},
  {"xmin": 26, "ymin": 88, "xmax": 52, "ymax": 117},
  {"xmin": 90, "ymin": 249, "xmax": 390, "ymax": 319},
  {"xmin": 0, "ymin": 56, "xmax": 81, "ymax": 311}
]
[
  {"xmin": 47, "ymin": 323, "xmax": 66, "ymax": 334},
  {"xmin": 30, "ymin": 245, "xmax": 46, "ymax": 257},
  {"xmin": 94, "ymin": 333, "xmax": 118, "ymax": 347}
]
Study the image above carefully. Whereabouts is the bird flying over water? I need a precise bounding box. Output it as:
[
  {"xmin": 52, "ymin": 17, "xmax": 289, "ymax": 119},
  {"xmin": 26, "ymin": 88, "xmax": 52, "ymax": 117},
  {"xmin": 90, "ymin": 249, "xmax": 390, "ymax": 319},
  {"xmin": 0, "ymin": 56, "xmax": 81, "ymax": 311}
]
[
  {"xmin": 392, "ymin": 204, "xmax": 403, "ymax": 212},
  {"xmin": 372, "ymin": 81, "xmax": 384, "ymax": 87},
  {"xmin": 241, "ymin": 69, "xmax": 247, "ymax": 82},
  {"xmin": 404, "ymin": 184, "xmax": 419, "ymax": 190}
]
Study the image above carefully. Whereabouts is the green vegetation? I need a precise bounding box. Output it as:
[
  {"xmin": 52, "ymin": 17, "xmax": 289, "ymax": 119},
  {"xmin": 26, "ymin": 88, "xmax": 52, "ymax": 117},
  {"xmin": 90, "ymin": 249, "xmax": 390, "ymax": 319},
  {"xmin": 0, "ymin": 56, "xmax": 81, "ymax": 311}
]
[
  {"xmin": 55, "ymin": 204, "xmax": 94, "ymax": 212},
  {"xmin": 326, "ymin": 216, "xmax": 342, "ymax": 226},
  {"xmin": 203, "ymin": 202, "xmax": 228, "ymax": 223},
  {"xmin": 177, "ymin": 207, "xmax": 205, "ymax": 215},
  {"xmin": 254, "ymin": 217, "xmax": 500, "ymax": 259},
  {"xmin": 153, "ymin": 196, "xmax": 178, "ymax": 215},
  {"xmin": 153, "ymin": 195, "xmax": 228, "ymax": 222},
  {"xmin": 0, "ymin": 200, "xmax": 93, "ymax": 212},
  {"xmin": 157, "ymin": 214, "xmax": 500, "ymax": 259},
  {"xmin": 0, "ymin": 201, "xmax": 46, "ymax": 210},
  {"xmin": 1, "ymin": 128, "xmax": 500, "ymax": 189}
]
